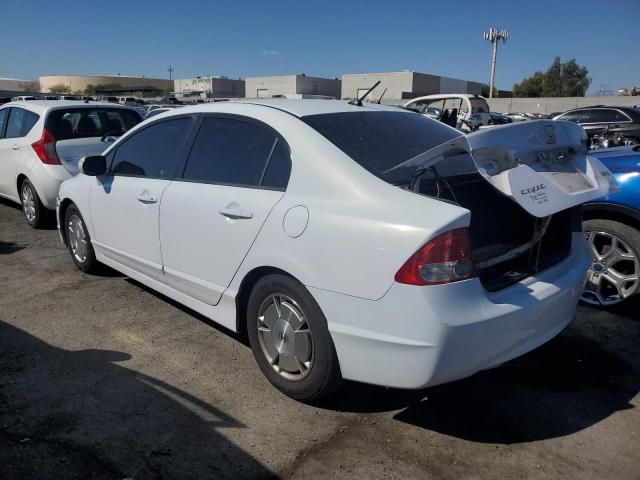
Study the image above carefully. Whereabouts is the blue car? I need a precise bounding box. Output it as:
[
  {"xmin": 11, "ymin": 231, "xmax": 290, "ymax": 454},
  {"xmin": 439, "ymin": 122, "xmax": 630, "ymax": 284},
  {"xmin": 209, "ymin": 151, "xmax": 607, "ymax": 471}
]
[{"xmin": 583, "ymin": 145, "xmax": 640, "ymax": 306}]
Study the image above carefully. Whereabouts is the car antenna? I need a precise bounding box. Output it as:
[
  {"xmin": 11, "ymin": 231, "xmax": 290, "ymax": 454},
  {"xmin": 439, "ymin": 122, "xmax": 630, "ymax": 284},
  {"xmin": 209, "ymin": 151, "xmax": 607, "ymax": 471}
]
[
  {"xmin": 349, "ymin": 81, "xmax": 381, "ymax": 106},
  {"xmin": 377, "ymin": 88, "xmax": 387, "ymax": 104}
]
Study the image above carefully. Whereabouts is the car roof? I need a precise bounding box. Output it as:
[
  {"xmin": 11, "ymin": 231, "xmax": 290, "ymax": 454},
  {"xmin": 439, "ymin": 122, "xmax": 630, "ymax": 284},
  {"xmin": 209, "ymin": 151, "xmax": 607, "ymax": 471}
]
[
  {"xmin": 0, "ymin": 100, "xmax": 140, "ymax": 114},
  {"xmin": 166, "ymin": 99, "xmax": 402, "ymax": 118}
]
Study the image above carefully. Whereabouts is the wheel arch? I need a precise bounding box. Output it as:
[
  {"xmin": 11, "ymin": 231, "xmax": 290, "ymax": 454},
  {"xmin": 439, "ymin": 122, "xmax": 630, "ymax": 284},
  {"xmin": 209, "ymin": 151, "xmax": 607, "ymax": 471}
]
[
  {"xmin": 234, "ymin": 266, "xmax": 301, "ymax": 338},
  {"xmin": 582, "ymin": 202, "xmax": 640, "ymax": 232},
  {"xmin": 57, "ymin": 198, "xmax": 76, "ymax": 246}
]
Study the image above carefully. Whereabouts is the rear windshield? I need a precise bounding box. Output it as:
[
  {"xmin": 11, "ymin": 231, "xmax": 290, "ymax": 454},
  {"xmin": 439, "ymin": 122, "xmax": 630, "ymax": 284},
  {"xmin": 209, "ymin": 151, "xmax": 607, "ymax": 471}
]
[
  {"xmin": 301, "ymin": 111, "xmax": 461, "ymax": 184},
  {"xmin": 45, "ymin": 108, "xmax": 142, "ymax": 140}
]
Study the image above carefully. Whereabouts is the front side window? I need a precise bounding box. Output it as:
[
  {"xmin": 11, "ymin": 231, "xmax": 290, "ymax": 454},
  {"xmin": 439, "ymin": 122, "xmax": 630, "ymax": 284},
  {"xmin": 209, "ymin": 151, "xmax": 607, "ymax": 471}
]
[
  {"xmin": 182, "ymin": 117, "xmax": 287, "ymax": 188},
  {"xmin": 110, "ymin": 118, "xmax": 191, "ymax": 178},
  {"xmin": 0, "ymin": 108, "xmax": 8, "ymax": 138},
  {"xmin": 5, "ymin": 108, "xmax": 39, "ymax": 138},
  {"xmin": 558, "ymin": 110, "xmax": 588, "ymax": 123}
]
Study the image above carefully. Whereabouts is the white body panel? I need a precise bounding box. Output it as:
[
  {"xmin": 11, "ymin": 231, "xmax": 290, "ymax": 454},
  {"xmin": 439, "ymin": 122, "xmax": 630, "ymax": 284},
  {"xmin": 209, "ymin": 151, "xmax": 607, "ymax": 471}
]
[
  {"xmin": 159, "ymin": 181, "xmax": 284, "ymax": 305},
  {"xmin": 57, "ymin": 100, "xmax": 611, "ymax": 390},
  {"xmin": 90, "ymin": 176, "xmax": 168, "ymax": 283}
]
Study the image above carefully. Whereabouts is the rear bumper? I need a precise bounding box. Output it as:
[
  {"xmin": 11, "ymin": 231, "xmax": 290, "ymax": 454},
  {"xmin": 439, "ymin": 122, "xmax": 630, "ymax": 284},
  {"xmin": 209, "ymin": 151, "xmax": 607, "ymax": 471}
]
[{"xmin": 310, "ymin": 232, "xmax": 590, "ymax": 389}]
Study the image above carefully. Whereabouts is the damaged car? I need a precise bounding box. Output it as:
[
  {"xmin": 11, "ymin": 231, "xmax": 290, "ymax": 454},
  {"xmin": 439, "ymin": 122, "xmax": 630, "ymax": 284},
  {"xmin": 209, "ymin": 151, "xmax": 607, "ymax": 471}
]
[{"xmin": 56, "ymin": 100, "xmax": 616, "ymax": 401}]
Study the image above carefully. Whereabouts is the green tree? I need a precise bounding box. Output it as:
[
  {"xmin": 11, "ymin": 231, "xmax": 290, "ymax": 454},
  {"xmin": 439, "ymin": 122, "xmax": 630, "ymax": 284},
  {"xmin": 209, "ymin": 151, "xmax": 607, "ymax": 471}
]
[
  {"xmin": 481, "ymin": 84, "xmax": 498, "ymax": 97},
  {"xmin": 513, "ymin": 71, "xmax": 545, "ymax": 97},
  {"xmin": 513, "ymin": 57, "xmax": 591, "ymax": 97},
  {"xmin": 18, "ymin": 80, "xmax": 40, "ymax": 92},
  {"xmin": 48, "ymin": 83, "xmax": 71, "ymax": 94}
]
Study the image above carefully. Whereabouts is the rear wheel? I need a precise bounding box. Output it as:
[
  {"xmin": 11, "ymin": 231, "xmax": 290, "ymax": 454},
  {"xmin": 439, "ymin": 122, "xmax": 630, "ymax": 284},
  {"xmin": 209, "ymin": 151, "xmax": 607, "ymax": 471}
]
[
  {"xmin": 582, "ymin": 219, "xmax": 640, "ymax": 306},
  {"xmin": 247, "ymin": 274, "xmax": 341, "ymax": 401},
  {"xmin": 20, "ymin": 179, "xmax": 47, "ymax": 228},
  {"xmin": 64, "ymin": 204, "xmax": 99, "ymax": 273}
]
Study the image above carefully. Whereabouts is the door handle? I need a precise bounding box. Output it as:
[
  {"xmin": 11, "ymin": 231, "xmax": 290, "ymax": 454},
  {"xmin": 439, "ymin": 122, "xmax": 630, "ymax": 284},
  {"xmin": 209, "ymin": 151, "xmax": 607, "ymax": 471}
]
[
  {"xmin": 11, "ymin": 145, "xmax": 19, "ymax": 151},
  {"xmin": 219, "ymin": 205, "xmax": 253, "ymax": 220},
  {"xmin": 137, "ymin": 191, "xmax": 158, "ymax": 204}
]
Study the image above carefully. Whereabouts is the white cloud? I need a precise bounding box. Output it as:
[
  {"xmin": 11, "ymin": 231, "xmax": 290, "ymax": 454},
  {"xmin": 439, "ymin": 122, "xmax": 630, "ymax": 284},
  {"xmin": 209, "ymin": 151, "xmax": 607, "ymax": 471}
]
[{"xmin": 262, "ymin": 49, "xmax": 281, "ymax": 56}]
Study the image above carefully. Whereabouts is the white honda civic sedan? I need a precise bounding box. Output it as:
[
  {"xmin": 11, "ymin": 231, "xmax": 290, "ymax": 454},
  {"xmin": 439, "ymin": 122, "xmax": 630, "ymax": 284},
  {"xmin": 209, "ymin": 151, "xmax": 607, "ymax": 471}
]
[{"xmin": 56, "ymin": 100, "xmax": 616, "ymax": 400}]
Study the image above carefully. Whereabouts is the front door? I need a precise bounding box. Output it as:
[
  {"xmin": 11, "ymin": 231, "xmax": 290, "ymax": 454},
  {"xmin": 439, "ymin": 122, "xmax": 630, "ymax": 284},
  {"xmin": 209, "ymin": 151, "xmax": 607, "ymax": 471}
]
[{"xmin": 89, "ymin": 116, "xmax": 194, "ymax": 282}]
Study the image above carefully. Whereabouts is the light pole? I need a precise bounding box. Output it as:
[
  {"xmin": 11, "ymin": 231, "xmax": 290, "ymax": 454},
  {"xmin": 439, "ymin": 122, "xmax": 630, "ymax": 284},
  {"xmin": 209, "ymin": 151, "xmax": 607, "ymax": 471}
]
[
  {"xmin": 483, "ymin": 28, "xmax": 509, "ymax": 98},
  {"xmin": 168, "ymin": 65, "xmax": 174, "ymax": 81}
]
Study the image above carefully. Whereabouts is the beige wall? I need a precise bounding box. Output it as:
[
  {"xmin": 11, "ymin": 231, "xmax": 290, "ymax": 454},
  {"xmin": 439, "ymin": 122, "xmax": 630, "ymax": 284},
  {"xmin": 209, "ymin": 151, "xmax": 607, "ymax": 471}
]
[
  {"xmin": 39, "ymin": 75, "xmax": 173, "ymax": 94},
  {"xmin": 487, "ymin": 96, "xmax": 640, "ymax": 114}
]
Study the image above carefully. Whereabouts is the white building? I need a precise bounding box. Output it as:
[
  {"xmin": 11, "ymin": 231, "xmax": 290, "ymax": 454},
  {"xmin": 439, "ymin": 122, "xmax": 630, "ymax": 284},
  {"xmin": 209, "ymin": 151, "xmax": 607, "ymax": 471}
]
[
  {"xmin": 173, "ymin": 76, "xmax": 245, "ymax": 100},
  {"xmin": 245, "ymin": 74, "xmax": 341, "ymax": 99}
]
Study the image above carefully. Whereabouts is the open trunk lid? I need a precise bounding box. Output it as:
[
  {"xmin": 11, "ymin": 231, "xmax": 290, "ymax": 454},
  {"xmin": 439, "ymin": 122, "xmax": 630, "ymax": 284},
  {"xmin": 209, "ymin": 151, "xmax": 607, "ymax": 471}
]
[
  {"xmin": 465, "ymin": 120, "xmax": 619, "ymax": 217},
  {"xmin": 391, "ymin": 120, "xmax": 618, "ymax": 217}
]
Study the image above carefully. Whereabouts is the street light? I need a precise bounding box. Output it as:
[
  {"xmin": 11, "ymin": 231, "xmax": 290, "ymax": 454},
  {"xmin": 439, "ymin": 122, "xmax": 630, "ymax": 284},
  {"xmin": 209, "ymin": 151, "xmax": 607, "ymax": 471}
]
[{"xmin": 483, "ymin": 28, "xmax": 509, "ymax": 99}]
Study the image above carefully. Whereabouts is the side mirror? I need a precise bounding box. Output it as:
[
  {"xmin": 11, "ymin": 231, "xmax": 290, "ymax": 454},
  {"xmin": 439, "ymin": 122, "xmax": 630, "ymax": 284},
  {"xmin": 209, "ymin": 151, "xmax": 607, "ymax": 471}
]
[{"xmin": 79, "ymin": 155, "xmax": 107, "ymax": 176}]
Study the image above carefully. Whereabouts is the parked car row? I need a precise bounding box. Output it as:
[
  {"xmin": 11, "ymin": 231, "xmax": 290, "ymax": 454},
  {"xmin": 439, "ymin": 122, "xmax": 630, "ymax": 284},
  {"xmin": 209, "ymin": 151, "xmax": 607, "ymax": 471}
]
[{"xmin": 1, "ymin": 98, "xmax": 636, "ymax": 402}]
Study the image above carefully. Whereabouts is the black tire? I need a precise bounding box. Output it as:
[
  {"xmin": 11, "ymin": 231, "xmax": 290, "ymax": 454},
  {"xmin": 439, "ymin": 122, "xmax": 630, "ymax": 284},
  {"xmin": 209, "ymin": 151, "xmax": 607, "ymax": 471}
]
[
  {"xmin": 20, "ymin": 178, "xmax": 49, "ymax": 228},
  {"xmin": 583, "ymin": 219, "xmax": 640, "ymax": 307},
  {"xmin": 64, "ymin": 204, "xmax": 100, "ymax": 274},
  {"xmin": 247, "ymin": 274, "xmax": 342, "ymax": 401}
]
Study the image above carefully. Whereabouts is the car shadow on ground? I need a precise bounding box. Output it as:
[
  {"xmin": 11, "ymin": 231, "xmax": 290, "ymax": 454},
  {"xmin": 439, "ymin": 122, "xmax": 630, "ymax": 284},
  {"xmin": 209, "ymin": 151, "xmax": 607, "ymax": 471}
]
[
  {"xmin": 0, "ymin": 320, "xmax": 278, "ymax": 480},
  {"xmin": 318, "ymin": 300, "xmax": 640, "ymax": 444},
  {"xmin": 126, "ymin": 274, "xmax": 639, "ymax": 445}
]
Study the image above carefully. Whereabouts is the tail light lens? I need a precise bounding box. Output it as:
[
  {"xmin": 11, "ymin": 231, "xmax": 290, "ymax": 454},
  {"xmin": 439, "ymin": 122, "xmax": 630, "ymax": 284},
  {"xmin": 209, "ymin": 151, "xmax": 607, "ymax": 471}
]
[
  {"xmin": 395, "ymin": 227, "xmax": 476, "ymax": 286},
  {"xmin": 31, "ymin": 128, "xmax": 61, "ymax": 165}
]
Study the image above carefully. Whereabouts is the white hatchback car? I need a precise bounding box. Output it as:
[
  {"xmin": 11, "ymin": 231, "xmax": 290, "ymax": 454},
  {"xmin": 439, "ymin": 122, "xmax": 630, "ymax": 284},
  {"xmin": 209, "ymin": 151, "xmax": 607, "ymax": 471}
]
[
  {"xmin": 0, "ymin": 101, "xmax": 142, "ymax": 227},
  {"xmin": 57, "ymin": 100, "xmax": 616, "ymax": 400}
]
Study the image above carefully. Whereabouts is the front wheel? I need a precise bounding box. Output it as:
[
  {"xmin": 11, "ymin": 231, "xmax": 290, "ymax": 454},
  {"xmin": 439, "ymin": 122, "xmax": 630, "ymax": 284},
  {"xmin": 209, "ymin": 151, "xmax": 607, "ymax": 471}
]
[
  {"xmin": 247, "ymin": 274, "xmax": 341, "ymax": 401},
  {"xmin": 582, "ymin": 219, "xmax": 640, "ymax": 307},
  {"xmin": 64, "ymin": 204, "xmax": 100, "ymax": 274}
]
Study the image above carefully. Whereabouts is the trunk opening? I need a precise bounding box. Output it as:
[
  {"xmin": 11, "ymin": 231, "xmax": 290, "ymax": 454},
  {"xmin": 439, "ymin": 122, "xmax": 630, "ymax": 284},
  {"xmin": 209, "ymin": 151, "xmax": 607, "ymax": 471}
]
[{"xmin": 418, "ymin": 172, "xmax": 578, "ymax": 291}]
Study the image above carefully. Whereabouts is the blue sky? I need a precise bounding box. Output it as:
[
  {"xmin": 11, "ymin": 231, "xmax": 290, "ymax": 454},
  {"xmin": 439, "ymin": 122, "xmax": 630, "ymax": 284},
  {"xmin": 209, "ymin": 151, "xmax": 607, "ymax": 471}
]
[{"xmin": 1, "ymin": 0, "xmax": 637, "ymax": 94}]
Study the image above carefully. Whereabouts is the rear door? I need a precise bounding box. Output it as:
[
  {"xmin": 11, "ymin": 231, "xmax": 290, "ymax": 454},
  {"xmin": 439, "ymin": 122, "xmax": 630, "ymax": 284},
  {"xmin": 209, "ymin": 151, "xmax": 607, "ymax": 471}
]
[
  {"xmin": 159, "ymin": 115, "xmax": 291, "ymax": 306},
  {"xmin": 89, "ymin": 116, "xmax": 194, "ymax": 281},
  {"xmin": 46, "ymin": 107, "xmax": 142, "ymax": 175}
]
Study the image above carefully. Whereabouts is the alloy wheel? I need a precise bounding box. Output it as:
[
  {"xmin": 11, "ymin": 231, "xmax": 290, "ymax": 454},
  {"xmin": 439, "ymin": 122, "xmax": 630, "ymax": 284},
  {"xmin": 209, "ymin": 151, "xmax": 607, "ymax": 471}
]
[
  {"xmin": 21, "ymin": 183, "xmax": 36, "ymax": 223},
  {"xmin": 582, "ymin": 230, "xmax": 640, "ymax": 305},
  {"xmin": 257, "ymin": 293, "xmax": 314, "ymax": 381},
  {"xmin": 68, "ymin": 214, "xmax": 88, "ymax": 264}
]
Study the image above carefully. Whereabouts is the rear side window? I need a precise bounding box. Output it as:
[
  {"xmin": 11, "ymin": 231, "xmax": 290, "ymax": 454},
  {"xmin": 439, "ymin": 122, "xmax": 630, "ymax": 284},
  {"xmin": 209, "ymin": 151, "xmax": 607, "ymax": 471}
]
[
  {"xmin": 110, "ymin": 118, "xmax": 191, "ymax": 178},
  {"xmin": 182, "ymin": 117, "xmax": 287, "ymax": 189},
  {"xmin": 589, "ymin": 109, "xmax": 631, "ymax": 123},
  {"xmin": 5, "ymin": 108, "xmax": 39, "ymax": 138},
  {"xmin": 302, "ymin": 111, "xmax": 461, "ymax": 184},
  {"xmin": 45, "ymin": 108, "xmax": 141, "ymax": 140},
  {"xmin": 0, "ymin": 109, "xmax": 7, "ymax": 138}
]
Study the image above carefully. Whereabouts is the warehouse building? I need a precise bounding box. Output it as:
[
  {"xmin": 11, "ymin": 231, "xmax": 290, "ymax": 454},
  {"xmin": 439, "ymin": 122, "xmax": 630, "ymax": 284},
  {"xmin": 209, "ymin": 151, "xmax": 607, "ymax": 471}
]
[
  {"xmin": 39, "ymin": 75, "xmax": 173, "ymax": 95},
  {"xmin": 245, "ymin": 74, "xmax": 341, "ymax": 99},
  {"xmin": 341, "ymin": 71, "xmax": 483, "ymax": 101},
  {"xmin": 173, "ymin": 76, "xmax": 245, "ymax": 100}
]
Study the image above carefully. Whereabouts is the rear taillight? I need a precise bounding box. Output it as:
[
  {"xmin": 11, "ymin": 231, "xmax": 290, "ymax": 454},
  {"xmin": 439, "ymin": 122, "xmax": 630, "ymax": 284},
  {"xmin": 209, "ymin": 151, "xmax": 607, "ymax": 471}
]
[
  {"xmin": 395, "ymin": 227, "xmax": 476, "ymax": 286},
  {"xmin": 31, "ymin": 128, "xmax": 61, "ymax": 165}
]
